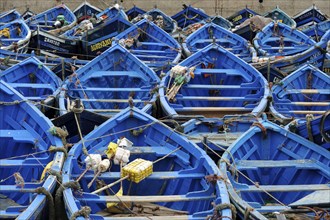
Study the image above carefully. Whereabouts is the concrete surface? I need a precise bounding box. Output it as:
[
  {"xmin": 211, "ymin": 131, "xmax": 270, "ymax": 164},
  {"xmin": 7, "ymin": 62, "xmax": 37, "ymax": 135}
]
[{"xmin": 1, "ymin": 0, "xmax": 329, "ymax": 18}]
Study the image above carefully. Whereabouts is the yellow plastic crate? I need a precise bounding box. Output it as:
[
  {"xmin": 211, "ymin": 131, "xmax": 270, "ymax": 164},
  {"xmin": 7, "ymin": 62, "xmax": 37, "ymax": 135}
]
[{"xmin": 121, "ymin": 158, "xmax": 153, "ymax": 183}]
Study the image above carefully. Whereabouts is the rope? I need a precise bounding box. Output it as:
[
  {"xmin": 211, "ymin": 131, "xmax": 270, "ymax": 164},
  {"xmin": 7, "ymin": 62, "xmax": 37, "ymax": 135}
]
[
  {"xmin": 251, "ymin": 122, "xmax": 267, "ymax": 139},
  {"xmin": 55, "ymin": 181, "xmax": 81, "ymax": 220},
  {"xmin": 207, "ymin": 203, "xmax": 237, "ymax": 220},
  {"xmin": 70, "ymin": 206, "xmax": 91, "ymax": 220},
  {"xmin": 306, "ymin": 114, "xmax": 314, "ymax": 142},
  {"xmin": 244, "ymin": 207, "xmax": 254, "ymax": 220},
  {"xmin": 49, "ymin": 145, "xmax": 68, "ymax": 159},
  {"xmin": 320, "ymin": 110, "xmax": 330, "ymax": 142},
  {"xmin": 34, "ymin": 187, "xmax": 55, "ymax": 220}
]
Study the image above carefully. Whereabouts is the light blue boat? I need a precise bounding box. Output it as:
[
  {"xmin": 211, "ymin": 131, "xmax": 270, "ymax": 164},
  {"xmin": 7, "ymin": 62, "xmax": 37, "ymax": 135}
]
[
  {"xmin": 0, "ymin": 9, "xmax": 21, "ymax": 25},
  {"xmin": 115, "ymin": 18, "xmax": 182, "ymax": 75},
  {"xmin": 182, "ymin": 22, "xmax": 256, "ymax": 61},
  {"xmin": 270, "ymin": 64, "xmax": 330, "ymax": 122},
  {"xmin": 62, "ymin": 107, "xmax": 232, "ymax": 219},
  {"xmin": 0, "ymin": 56, "xmax": 62, "ymax": 113},
  {"xmin": 160, "ymin": 44, "xmax": 269, "ymax": 118},
  {"xmin": 0, "ymin": 80, "xmax": 65, "ymax": 219},
  {"xmin": 0, "ymin": 19, "xmax": 31, "ymax": 53},
  {"xmin": 59, "ymin": 44, "xmax": 159, "ymax": 117},
  {"xmin": 264, "ymin": 6, "xmax": 296, "ymax": 28},
  {"xmin": 25, "ymin": 4, "xmax": 77, "ymax": 32},
  {"xmin": 253, "ymin": 21, "xmax": 316, "ymax": 57},
  {"xmin": 171, "ymin": 5, "xmax": 209, "ymax": 28},
  {"xmin": 287, "ymin": 111, "xmax": 330, "ymax": 150},
  {"xmin": 220, "ymin": 117, "xmax": 330, "ymax": 219}
]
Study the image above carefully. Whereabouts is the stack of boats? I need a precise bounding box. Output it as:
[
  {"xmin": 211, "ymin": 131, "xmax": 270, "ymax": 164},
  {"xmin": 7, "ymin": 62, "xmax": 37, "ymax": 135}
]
[{"xmin": 0, "ymin": 2, "xmax": 329, "ymax": 220}]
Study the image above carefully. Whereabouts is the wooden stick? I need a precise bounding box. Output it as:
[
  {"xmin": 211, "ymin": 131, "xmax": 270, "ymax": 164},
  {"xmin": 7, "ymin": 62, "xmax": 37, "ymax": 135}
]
[{"xmin": 91, "ymin": 175, "xmax": 129, "ymax": 194}]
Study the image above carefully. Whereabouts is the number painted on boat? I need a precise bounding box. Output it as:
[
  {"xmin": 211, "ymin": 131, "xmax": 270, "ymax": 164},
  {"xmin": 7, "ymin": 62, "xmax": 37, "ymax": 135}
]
[
  {"xmin": 44, "ymin": 37, "xmax": 60, "ymax": 47},
  {"xmin": 232, "ymin": 15, "xmax": 242, "ymax": 22},
  {"xmin": 90, "ymin": 38, "xmax": 112, "ymax": 52}
]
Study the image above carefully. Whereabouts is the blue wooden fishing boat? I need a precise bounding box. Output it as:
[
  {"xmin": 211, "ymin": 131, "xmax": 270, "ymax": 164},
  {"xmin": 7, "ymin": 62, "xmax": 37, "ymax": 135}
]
[
  {"xmin": 29, "ymin": 29, "xmax": 80, "ymax": 58},
  {"xmin": 0, "ymin": 48, "xmax": 88, "ymax": 69},
  {"xmin": 61, "ymin": 15, "xmax": 132, "ymax": 59},
  {"xmin": 0, "ymin": 80, "xmax": 65, "ymax": 219},
  {"xmin": 182, "ymin": 115, "xmax": 258, "ymax": 151},
  {"xmin": 171, "ymin": 5, "xmax": 209, "ymax": 29},
  {"xmin": 59, "ymin": 44, "xmax": 159, "ymax": 116},
  {"xmin": 182, "ymin": 22, "xmax": 256, "ymax": 61},
  {"xmin": 0, "ymin": 57, "xmax": 62, "ymax": 112},
  {"xmin": 160, "ymin": 44, "xmax": 269, "ymax": 118},
  {"xmin": 270, "ymin": 64, "xmax": 330, "ymax": 123},
  {"xmin": 253, "ymin": 21, "xmax": 316, "ymax": 57},
  {"xmin": 233, "ymin": 15, "xmax": 272, "ymax": 42},
  {"xmin": 293, "ymin": 4, "xmax": 328, "ymax": 28},
  {"xmin": 0, "ymin": 9, "xmax": 21, "ymax": 25},
  {"xmin": 115, "ymin": 18, "xmax": 182, "ymax": 75},
  {"xmin": 287, "ymin": 111, "xmax": 330, "ymax": 150},
  {"xmin": 73, "ymin": 1, "xmax": 102, "ymax": 23},
  {"xmin": 0, "ymin": 19, "xmax": 32, "ymax": 53},
  {"xmin": 264, "ymin": 6, "xmax": 296, "ymax": 28},
  {"xmin": 125, "ymin": 5, "xmax": 146, "ymax": 21},
  {"xmin": 252, "ymin": 29, "xmax": 330, "ymax": 81},
  {"xmin": 208, "ymin": 16, "xmax": 232, "ymax": 30},
  {"xmin": 62, "ymin": 107, "xmax": 232, "ymax": 219},
  {"xmin": 96, "ymin": 4, "xmax": 128, "ymax": 21},
  {"xmin": 21, "ymin": 8, "xmax": 35, "ymax": 20},
  {"xmin": 226, "ymin": 6, "xmax": 259, "ymax": 27},
  {"xmin": 53, "ymin": 100, "xmax": 109, "ymax": 143},
  {"xmin": 301, "ymin": 20, "xmax": 330, "ymax": 42},
  {"xmin": 133, "ymin": 8, "xmax": 178, "ymax": 34},
  {"xmin": 219, "ymin": 118, "xmax": 330, "ymax": 219},
  {"xmin": 25, "ymin": 4, "xmax": 77, "ymax": 33}
]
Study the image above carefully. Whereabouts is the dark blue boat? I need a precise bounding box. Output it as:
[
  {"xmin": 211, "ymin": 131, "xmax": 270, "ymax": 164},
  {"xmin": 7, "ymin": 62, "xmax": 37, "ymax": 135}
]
[
  {"xmin": 125, "ymin": 5, "xmax": 146, "ymax": 21},
  {"xmin": 21, "ymin": 8, "xmax": 35, "ymax": 20},
  {"xmin": 29, "ymin": 28, "xmax": 80, "ymax": 58},
  {"xmin": 182, "ymin": 22, "xmax": 256, "ymax": 61},
  {"xmin": 73, "ymin": 1, "xmax": 102, "ymax": 23},
  {"xmin": 270, "ymin": 64, "xmax": 330, "ymax": 122},
  {"xmin": 252, "ymin": 29, "xmax": 330, "ymax": 81},
  {"xmin": 59, "ymin": 44, "xmax": 159, "ymax": 117},
  {"xmin": 132, "ymin": 8, "xmax": 178, "ymax": 34},
  {"xmin": 219, "ymin": 118, "xmax": 330, "ymax": 219},
  {"xmin": 77, "ymin": 15, "xmax": 132, "ymax": 59},
  {"xmin": 233, "ymin": 15, "xmax": 272, "ymax": 41},
  {"xmin": 0, "ymin": 9, "xmax": 21, "ymax": 25},
  {"xmin": 171, "ymin": 5, "xmax": 209, "ymax": 29},
  {"xmin": 115, "ymin": 18, "xmax": 182, "ymax": 75},
  {"xmin": 253, "ymin": 21, "xmax": 316, "ymax": 57},
  {"xmin": 25, "ymin": 4, "xmax": 77, "ymax": 32},
  {"xmin": 160, "ymin": 44, "xmax": 269, "ymax": 118},
  {"xmin": 301, "ymin": 20, "xmax": 330, "ymax": 42},
  {"xmin": 0, "ymin": 19, "xmax": 31, "ymax": 53},
  {"xmin": 0, "ymin": 57, "xmax": 62, "ymax": 112},
  {"xmin": 293, "ymin": 4, "xmax": 329, "ymax": 28},
  {"xmin": 264, "ymin": 6, "xmax": 296, "ymax": 28},
  {"xmin": 287, "ymin": 112, "xmax": 330, "ymax": 150},
  {"xmin": 226, "ymin": 6, "xmax": 259, "ymax": 27},
  {"xmin": 0, "ymin": 80, "xmax": 65, "ymax": 219},
  {"xmin": 62, "ymin": 107, "xmax": 232, "ymax": 219}
]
